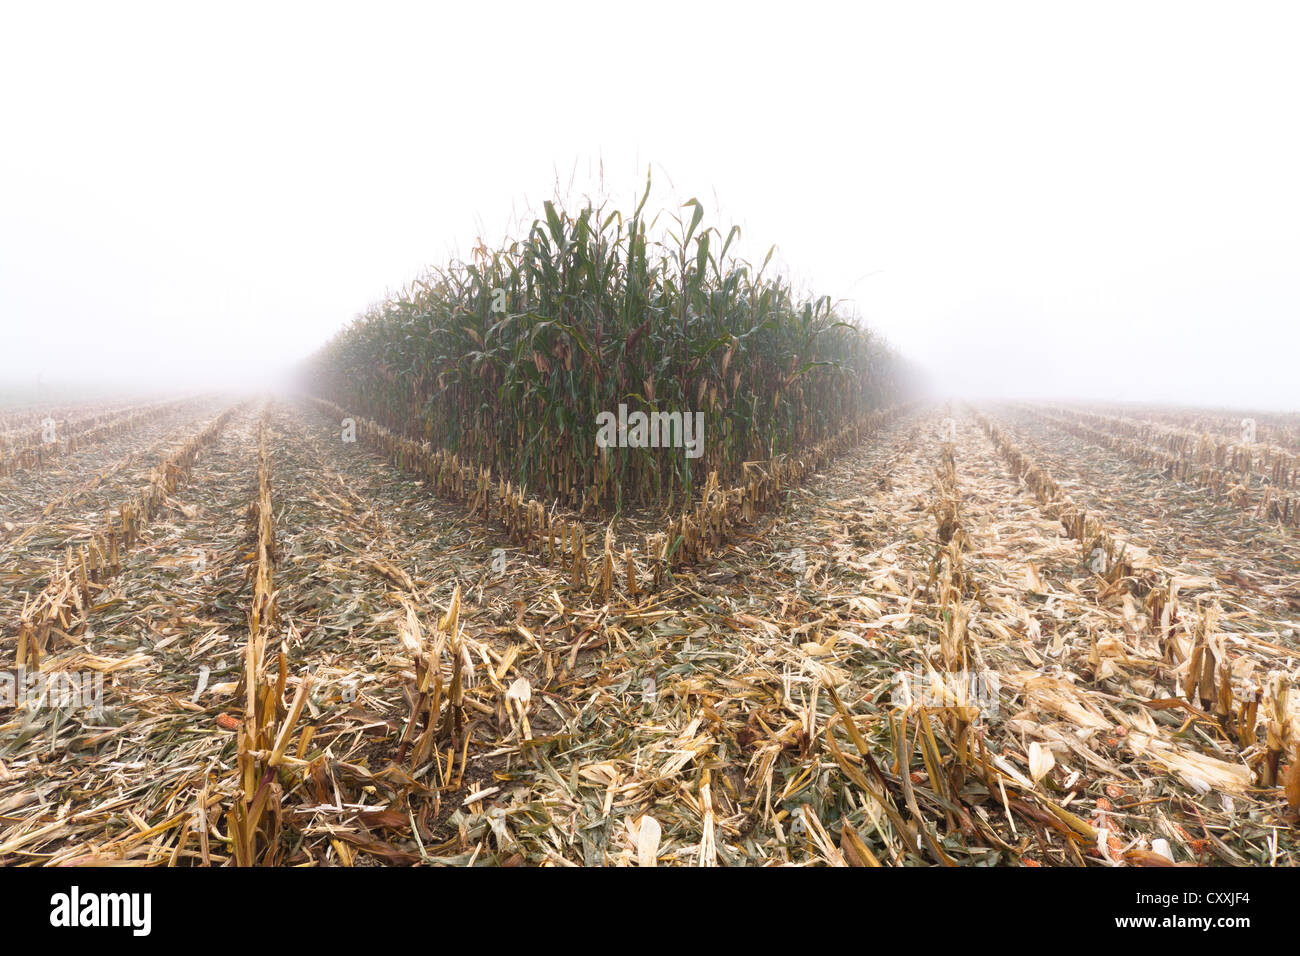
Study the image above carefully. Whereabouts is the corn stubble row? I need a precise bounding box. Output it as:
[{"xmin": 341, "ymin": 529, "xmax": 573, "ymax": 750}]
[
  {"xmin": 976, "ymin": 410, "xmax": 1299, "ymax": 810},
  {"xmin": 3, "ymin": 425, "xmax": 193, "ymax": 550},
  {"xmin": 312, "ymin": 396, "xmax": 904, "ymax": 599},
  {"xmin": 0, "ymin": 400, "xmax": 138, "ymax": 452},
  {"xmin": 226, "ymin": 418, "xmax": 478, "ymax": 863},
  {"xmin": 228, "ymin": 412, "xmax": 314, "ymax": 867},
  {"xmin": 0, "ymin": 398, "xmax": 194, "ymax": 478},
  {"xmin": 1028, "ymin": 404, "xmax": 1300, "ymax": 525},
  {"xmin": 634, "ymin": 402, "xmax": 908, "ymax": 591},
  {"xmin": 1064, "ymin": 402, "xmax": 1300, "ymax": 488},
  {"xmin": 0, "ymin": 400, "xmax": 131, "ymax": 438},
  {"xmin": 15, "ymin": 406, "xmax": 239, "ymax": 670},
  {"xmin": 825, "ymin": 429, "xmax": 1079, "ymax": 867},
  {"xmin": 1089, "ymin": 403, "xmax": 1300, "ymax": 458},
  {"xmin": 911, "ymin": 432, "xmax": 982, "ymax": 803},
  {"xmin": 305, "ymin": 184, "xmax": 912, "ymax": 513},
  {"xmin": 395, "ymin": 589, "xmax": 470, "ymax": 788}
]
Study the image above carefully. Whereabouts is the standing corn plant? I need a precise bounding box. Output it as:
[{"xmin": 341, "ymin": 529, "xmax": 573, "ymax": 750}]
[{"xmin": 306, "ymin": 173, "xmax": 911, "ymax": 512}]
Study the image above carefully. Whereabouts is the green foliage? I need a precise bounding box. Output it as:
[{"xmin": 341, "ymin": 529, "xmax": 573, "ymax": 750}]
[{"xmin": 306, "ymin": 180, "xmax": 907, "ymax": 510}]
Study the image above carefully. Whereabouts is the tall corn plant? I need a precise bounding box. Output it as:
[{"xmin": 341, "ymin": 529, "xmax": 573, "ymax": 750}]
[{"xmin": 307, "ymin": 175, "xmax": 907, "ymax": 511}]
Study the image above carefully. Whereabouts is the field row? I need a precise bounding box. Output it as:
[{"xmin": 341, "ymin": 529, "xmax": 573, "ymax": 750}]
[
  {"xmin": 1080, "ymin": 402, "xmax": 1300, "ymax": 456},
  {"xmin": 1011, "ymin": 403, "xmax": 1300, "ymax": 527},
  {"xmin": 0, "ymin": 399, "xmax": 1297, "ymax": 865}
]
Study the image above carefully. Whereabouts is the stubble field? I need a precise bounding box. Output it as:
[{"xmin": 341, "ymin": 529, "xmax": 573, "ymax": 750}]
[{"xmin": 2, "ymin": 395, "xmax": 1298, "ymax": 866}]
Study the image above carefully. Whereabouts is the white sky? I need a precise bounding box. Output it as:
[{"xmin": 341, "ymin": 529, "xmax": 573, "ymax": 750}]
[{"xmin": 1, "ymin": 1, "xmax": 1296, "ymax": 409}]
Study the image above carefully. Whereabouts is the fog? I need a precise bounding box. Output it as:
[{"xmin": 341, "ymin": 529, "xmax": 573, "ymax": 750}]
[{"xmin": 2, "ymin": 1, "xmax": 1296, "ymax": 410}]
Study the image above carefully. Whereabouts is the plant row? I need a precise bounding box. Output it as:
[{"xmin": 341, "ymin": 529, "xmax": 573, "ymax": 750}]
[
  {"xmin": 312, "ymin": 396, "xmax": 907, "ymax": 600},
  {"xmin": 0, "ymin": 397, "xmax": 199, "ymax": 478},
  {"xmin": 1022, "ymin": 405, "xmax": 1299, "ymax": 527},
  {"xmin": 14, "ymin": 405, "xmax": 239, "ymax": 669},
  {"xmin": 975, "ymin": 410, "xmax": 1297, "ymax": 800},
  {"xmin": 305, "ymin": 187, "xmax": 913, "ymax": 512}
]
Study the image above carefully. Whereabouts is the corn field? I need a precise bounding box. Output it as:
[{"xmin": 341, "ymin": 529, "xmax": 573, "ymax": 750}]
[
  {"xmin": 4, "ymin": 8, "xmax": 1298, "ymax": 948},
  {"xmin": 306, "ymin": 187, "xmax": 907, "ymax": 512},
  {"xmin": 1, "ymin": 214, "xmax": 1298, "ymax": 871}
]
